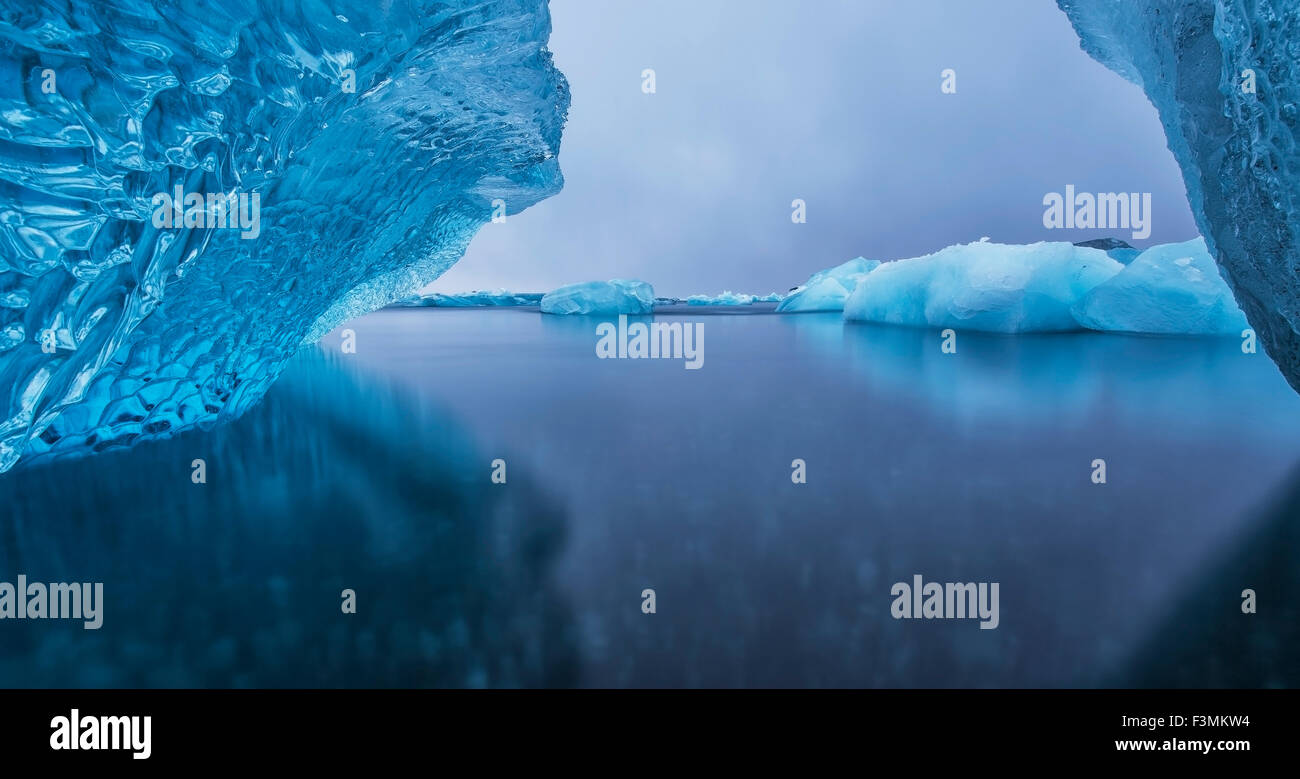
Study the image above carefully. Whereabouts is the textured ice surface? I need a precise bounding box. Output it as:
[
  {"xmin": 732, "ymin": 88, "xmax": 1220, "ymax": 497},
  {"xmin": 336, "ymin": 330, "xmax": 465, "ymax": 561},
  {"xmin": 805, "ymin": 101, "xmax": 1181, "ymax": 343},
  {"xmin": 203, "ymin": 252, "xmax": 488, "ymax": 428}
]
[
  {"xmin": 539, "ymin": 279, "xmax": 654, "ymax": 315},
  {"xmin": 395, "ymin": 291, "xmax": 543, "ymax": 308},
  {"xmin": 0, "ymin": 1, "xmax": 569, "ymax": 471},
  {"xmin": 1057, "ymin": 0, "xmax": 1300, "ymax": 387},
  {"xmin": 777, "ymin": 257, "xmax": 880, "ymax": 313},
  {"xmin": 686, "ymin": 291, "xmax": 755, "ymax": 306},
  {"xmin": 844, "ymin": 241, "xmax": 1122, "ymax": 333},
  {"xmin": 1073, "ymin": 238, "xmax": 1249, "ymax": 335}
]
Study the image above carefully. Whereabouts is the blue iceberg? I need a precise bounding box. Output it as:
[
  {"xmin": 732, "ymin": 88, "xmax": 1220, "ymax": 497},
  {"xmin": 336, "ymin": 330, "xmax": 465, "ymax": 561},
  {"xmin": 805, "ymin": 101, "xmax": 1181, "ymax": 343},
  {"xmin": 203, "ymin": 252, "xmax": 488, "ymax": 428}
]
[
  {"xmin": 539, "ymin": 279, "xmax": 654, "ymax": 316},
  {"xmin": 843, "ymin": 241, "xmax": 1122, "ymax": 333},
  {"xmin": 0, "ymin": 0, "xmax": 569, "ymax": 472},
  {"xmin": 1057, "ymin": 0, "xmax": 1300, "ymax": 387},
  {"xmin": 1072, "ymin": 238, "xmax": 1249, "ymax": 336},
  {"xmin": 777, "ymin": 257, "xmax": 880, "ymax": 313}
]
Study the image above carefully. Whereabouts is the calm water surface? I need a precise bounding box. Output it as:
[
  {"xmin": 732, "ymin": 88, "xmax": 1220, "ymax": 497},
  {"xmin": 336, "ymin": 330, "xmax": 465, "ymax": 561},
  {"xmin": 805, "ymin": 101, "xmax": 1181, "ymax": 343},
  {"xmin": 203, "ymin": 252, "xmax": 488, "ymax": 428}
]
[{"xmin": 3, "ymin": 305, "xmax": 1298, "ymax": 687}]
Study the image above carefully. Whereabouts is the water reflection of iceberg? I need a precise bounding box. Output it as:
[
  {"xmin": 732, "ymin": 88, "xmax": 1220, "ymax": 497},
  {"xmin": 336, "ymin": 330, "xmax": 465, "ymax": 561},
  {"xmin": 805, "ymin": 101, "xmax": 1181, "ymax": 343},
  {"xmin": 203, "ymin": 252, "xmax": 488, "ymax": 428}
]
[
  {"xmin": 0, "ymin": 350, "xmax": 577, "ymax": 688},
  {"xmin": 785, "ymin": 313, "xmax": 1298, "ymax": 445}
]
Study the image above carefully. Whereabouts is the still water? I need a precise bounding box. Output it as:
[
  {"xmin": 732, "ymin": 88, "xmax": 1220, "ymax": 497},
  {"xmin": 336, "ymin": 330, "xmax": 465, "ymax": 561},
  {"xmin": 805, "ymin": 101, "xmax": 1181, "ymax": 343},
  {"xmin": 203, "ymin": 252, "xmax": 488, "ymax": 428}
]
[{"xmin": 2, "ymin": 305, "xmax": 1298, "ymax": 687}]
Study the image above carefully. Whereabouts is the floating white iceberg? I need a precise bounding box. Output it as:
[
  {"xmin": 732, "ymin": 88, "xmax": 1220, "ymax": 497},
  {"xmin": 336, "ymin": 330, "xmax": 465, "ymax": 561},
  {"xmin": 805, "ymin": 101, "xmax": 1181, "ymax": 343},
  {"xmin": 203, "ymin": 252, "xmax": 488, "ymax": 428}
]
[
  {"xmin": 686, "ymin": 291, "xmax": 755, "ymax": 306},
  {"xmin": 777, "ymin": 257, "xmax": 881, "ymax": 312},
  {"xmin": 1072, "ymin": 238, "xmax": 1248, "ymax": 336},
  {"xmin": 540, "ymin": 279, "xmax": 655, "ymax": 315},
  {"xmin": 843, "ymin": 241, "xmax": 1122, "ymax": 333}
]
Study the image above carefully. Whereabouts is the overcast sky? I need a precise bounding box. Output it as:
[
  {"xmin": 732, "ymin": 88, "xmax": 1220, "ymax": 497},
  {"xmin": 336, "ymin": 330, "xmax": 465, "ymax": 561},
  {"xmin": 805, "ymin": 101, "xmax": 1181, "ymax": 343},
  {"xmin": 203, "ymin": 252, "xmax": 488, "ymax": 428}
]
[{"xmin": 432, "ymin": 0, "xmax": 1197, "ymax": 297}]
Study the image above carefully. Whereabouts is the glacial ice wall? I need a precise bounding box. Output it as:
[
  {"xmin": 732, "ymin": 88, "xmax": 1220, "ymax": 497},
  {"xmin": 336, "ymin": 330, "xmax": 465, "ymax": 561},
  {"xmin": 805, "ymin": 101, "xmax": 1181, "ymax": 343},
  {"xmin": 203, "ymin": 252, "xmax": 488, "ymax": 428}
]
[
  {"xmin": 1057, "ymin": 0, "xmax": 1300, "ymax": 388},
  {"xmin": 0, "ymin": 0, "xmax": 569, "ymax": 471}
]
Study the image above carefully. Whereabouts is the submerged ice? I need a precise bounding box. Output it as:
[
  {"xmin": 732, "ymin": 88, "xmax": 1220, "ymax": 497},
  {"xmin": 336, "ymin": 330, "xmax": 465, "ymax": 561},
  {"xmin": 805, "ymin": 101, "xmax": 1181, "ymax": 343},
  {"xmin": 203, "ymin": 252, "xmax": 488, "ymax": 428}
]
[
  {"xmin": 0, "ymin": 1, "xmax": 569, "ymax": 471},
  {"xmin": 540, "ymin": 280, "xmax": 654, "ymax": 316}
]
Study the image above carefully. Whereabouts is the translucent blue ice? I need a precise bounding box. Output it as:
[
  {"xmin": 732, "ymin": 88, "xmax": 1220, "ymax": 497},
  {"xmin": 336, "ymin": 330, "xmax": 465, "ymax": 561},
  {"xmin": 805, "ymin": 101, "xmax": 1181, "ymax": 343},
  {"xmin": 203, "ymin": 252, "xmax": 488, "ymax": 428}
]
[
  {"xmin": 1072, "ymin": 238, "xmax": 1249, "ymax": 335},
  {"xmin": 843, "ymin": 241, "xmax": 1122, "ymax": 333},
  {"xmin": 539, "ymin": 279, "xmax": 654, "ymax": 316},
  {"xmin": 777, "ymin": 257, "xmax": 880, "ymax": 313},
  {"xmin": 1057, "ymin": 0, "xmax": 1300, "ymax": 387},
  {"xmin": 0, "ymin": 0, "xmax": 569, "ymax": 471}
]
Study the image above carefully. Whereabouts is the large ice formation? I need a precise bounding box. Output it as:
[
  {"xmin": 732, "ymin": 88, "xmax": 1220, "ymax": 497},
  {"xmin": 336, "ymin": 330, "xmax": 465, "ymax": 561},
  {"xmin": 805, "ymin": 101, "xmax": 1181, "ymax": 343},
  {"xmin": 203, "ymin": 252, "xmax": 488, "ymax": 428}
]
[
  {"xmin": 843, "ymin": 241, "xmax": 1122, "ymax": 332},
  {"xmin": 539, "ymin": 279, "xmax": 654, "ymax": 315},
  {"xmin": 1072, "ymin": 238, "xmax": 1249, "ymax": 335},
  {"xmin": 1057, "ymin": 0, "xmax": 1300, "ymax": 387},
  {"xmin": 0, "ymin": 1, "xmax": 569, "ymax": 471},
  {"xmin": 777, "ymin": 257, "xmax": 880, "ymax": 313}
]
